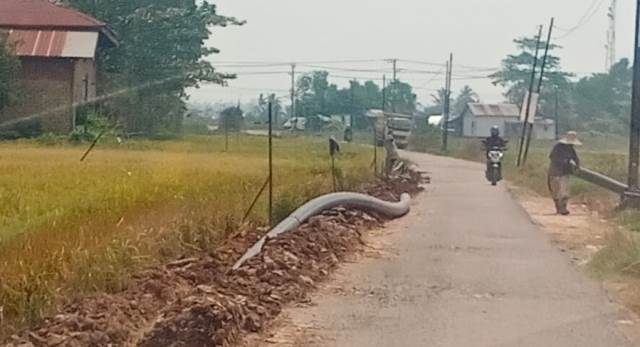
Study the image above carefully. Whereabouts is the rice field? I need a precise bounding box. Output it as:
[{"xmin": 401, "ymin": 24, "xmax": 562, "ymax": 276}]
[{"xmin": 0, "ymin": 134, "xmax": 377, "ymax": 333}]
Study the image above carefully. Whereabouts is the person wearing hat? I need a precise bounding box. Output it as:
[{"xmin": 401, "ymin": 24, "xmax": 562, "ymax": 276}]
[{"xmin": 548, "ymin": 131, "xmax": 582, "ymax": 215}]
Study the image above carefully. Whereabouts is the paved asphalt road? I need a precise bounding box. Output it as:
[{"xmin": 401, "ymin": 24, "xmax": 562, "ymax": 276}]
[{"xmin": 272, "ymin": 152, "xmax": 636, "ymax": 347}]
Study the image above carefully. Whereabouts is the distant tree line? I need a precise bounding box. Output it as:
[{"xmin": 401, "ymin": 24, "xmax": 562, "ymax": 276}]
[{"xmin": 292, "ymin": 71, "xmax": 417, "ymax": 129}]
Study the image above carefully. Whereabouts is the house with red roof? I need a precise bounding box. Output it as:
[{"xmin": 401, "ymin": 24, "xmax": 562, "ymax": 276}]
[{"xmin": 0, "ymin": 0, "xmax": 117, "ymax": 135}]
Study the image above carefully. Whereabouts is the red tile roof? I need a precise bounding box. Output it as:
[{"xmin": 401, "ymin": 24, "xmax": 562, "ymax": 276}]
[
  {"xmin": 0, "ymin": 0, "xmax": 105, "ymax": 29},
  {"xmin": 8, "ymin": 29, "xmax": 99, "ymax": 58}
]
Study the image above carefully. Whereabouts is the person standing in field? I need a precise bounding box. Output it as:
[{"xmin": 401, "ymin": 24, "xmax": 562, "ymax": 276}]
[{"xmin": 548, "ymin": 131, "xmax": 581, "ymax": 215}]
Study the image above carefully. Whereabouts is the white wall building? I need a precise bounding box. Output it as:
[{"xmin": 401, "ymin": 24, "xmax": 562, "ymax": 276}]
[{"xmin": 459, "ymin": 103, "xmax": 556, "ymax": 140}]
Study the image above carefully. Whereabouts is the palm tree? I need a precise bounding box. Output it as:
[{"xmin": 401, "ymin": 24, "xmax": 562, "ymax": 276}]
[{"xmin": 453, "ymin": 85, "xmax": 479, "ymax": 116}]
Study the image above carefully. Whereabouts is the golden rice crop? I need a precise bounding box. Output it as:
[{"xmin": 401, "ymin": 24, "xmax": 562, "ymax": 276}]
[{"xmin": 0, "ymin": 135, "xmax": 377, "ymax": 334}]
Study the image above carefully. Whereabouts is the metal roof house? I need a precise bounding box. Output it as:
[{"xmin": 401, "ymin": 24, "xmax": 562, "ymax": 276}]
[
  {"xmin": 457, "ymin": 103, "xmax": 519, "ymax": 138},
  {"xmin": 0, "ymin": 0, "xmax": 117, "ymax": 135},
  {"xmin": 456, "ymin": 103, "xmax": 556, "ymax": 140}
]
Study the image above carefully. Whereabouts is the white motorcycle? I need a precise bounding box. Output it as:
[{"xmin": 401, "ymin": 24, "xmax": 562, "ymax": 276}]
[{"xmin": 485, "ymin": 146, "xmax": 505, "ymax": 186}]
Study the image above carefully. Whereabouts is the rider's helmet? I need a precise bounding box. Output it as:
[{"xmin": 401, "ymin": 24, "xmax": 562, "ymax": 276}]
[{"xmin": 490, "ymin": 125, "xmax": 500, "ymax": 137}]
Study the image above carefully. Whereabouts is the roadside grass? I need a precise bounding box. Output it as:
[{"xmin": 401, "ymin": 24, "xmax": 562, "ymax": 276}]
[{"xmin": 0, "ymin": 135, "xmax": 376, "ymax": 335}]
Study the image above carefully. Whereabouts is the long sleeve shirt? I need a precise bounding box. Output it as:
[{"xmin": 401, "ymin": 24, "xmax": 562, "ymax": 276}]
[{"xmin": 548, "ymin": 143, "xmax": 580, "ymax": 177}]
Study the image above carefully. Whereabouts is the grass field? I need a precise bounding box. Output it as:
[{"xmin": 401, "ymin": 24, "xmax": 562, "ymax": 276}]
[{"xmin": 0, "ymin": 134, "xmax": 378, "ymax": 333}]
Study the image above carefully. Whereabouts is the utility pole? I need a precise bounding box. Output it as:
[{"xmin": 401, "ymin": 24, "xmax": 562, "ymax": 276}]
[
  {"xmin": 290, "ymin": 63, "xmax": 296, "ymax": 127},
  {"xmin": 554, "ymin": 87, "xmax": 559, "ymax": 140},
  {"xmin": 627, "ymin": 0, "xmax": 640, "ymax": 194},
  {"xmin": 522, "ymin": 18, "xmax": 554, "ymax": 166},
  {"xmin": 268, "ymin": 97, "xmax": 273, "ymax": 226},
  {"xmin": 517, "ymin": 25, "xmax": 543, "ymax": 167},
  {"xmin": 382, "ymin": 75, "xmax": 387, "ymax": 112},
  {"xmin": 350, "ymin": 79, "xmax": 356, "ymax": 128},
  {"xmin": 388, "ymin": 59, "xmax": 398, "ymax": 112},
  {"xmin": 606, "ymin": 0, "xmax": 618, "ymax": 71},
  {"xmin": 392, "ymin": 59, "xmax": 398, "ymax": 81},
  {"xmin": 442, "ymin": 53, "xmax": 453, "ymax": 151}
]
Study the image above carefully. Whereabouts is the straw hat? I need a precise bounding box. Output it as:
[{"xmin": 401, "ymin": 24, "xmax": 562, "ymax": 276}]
[{"xmin": 558, "ymin": 131, "xmax": 582, "ymax": 146}]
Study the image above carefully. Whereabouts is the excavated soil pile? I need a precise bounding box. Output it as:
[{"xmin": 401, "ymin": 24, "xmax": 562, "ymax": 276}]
[{"xmin": 5, "ymin": 172, "xmax": 425, "ymax": 347}]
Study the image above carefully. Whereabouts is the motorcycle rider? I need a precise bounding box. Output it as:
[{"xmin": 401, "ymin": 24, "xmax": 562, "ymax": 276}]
[
  {"xmin": 482, "ymin": 126, "xmax": 507, "ymax": 174},
  {"xmin": 482, "ymin": 126, "xmax": 507, "ymax": 153}
]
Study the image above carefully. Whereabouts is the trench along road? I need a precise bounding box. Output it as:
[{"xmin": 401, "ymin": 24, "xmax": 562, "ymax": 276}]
[{"xmin": 252, "ymin": 151, "xmax": 636, "ymax": 347}]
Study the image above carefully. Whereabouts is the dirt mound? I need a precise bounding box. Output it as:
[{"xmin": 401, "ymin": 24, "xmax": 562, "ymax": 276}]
[{"xmin": 4, "ymin": 172, "xmax": 426, "ymax": 347}]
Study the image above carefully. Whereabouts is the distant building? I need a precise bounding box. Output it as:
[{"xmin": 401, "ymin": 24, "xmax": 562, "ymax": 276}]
[
  {"xmin": 0, "ymin": 0, "xmax": 117, "ymax": 134},
  {"xmin": 456, "ymin": 103, "xmax": 556, "ymax": 140}
]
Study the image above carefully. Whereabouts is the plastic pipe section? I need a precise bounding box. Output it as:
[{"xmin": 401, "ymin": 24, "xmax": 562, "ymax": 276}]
[{"xmin": 232, "ymin": 192, "xmax": 411, "ymax": 270}]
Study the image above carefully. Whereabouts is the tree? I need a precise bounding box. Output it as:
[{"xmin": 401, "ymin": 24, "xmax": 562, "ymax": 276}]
[
  {"xmin": 64, "ymin": 0, "xmax": 243, "ymax": 134},
  {"xmin": 0, "ymin": 33, "xmax": 20, "ymax": 111},
  {"xmin": 219, "ymin": 105, "xmax": 243, "ymax": 132},
  {"xmin": 571, "ymin": 58, "xmax": 632, "ymax": 133},
  {"xmin": 256, "ymin": 94, "xmax": 283, "ymax": 125},
  {"xmin": 290, "ymin": 71, "xmax": 417, "ymax": 129},
  {"xmin": 453, "ymin": 85, "xmax": 479, "ymax": 116},
  {"xmin": 490, "ymin": 36, "xmax": 572, "ymax": 119},
  {"xmin": 386, "ymin": 80, "xmax": 417, "ymax": 114}
]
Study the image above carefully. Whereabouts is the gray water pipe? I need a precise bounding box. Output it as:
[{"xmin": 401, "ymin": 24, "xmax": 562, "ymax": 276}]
[{"xmin": 232, "ymin": 192, "xmax": 411, "ymax": 270}]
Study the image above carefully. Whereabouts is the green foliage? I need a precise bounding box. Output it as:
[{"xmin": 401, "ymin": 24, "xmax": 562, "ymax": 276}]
[
  {"xmin": 220, "ymin": 105, "xmax": 244, "ymax": 132},
  {"xmin": 426, "ymin": 85, "xmax": 479, "ymax": 117},
  {"xmin": 293, "ymin": 71, "xmax": 416, "ymax": 129},
  {"xmin": 408, "ymin": 123, "xmax": 442, "ymax": 152},
  {"xmin": 572, "ymin": 59, "xmax": 632, "ymax": 132},
  {"xmin": 64, "ymin": 0, "xmax": 243, "ymax": 135},
  {"xmin": 386, "ymin": 80, "xmax": 417, "ymax": 114},
  {"xmin": 453, "ymin": 85, "xmax": 479, "ymax": 116},
  {"xmin": 255, "ymin": 94, "xmax": 284, "ymax": 126},
  {"xmin": 490, "ymin": 36, "xmax": 572, "ymax": 119},
  {"xmin": 0, "ymin": 32, "xmax": 20, "ymax": 111},
  {"xmin": 491, "ymin": 33, "xmax": 634, "ymax": 135}
]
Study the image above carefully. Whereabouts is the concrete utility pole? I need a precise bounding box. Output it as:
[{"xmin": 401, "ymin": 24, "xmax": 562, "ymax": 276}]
[
  {"xmin": 290, "ymin": 63, "xmax": 296, "ymax": 120},
  {"xmin": 522, "ymin": 18, "xmax": 555, "ymax": 166},
  {"xmin": 392, "ymin": 59, "xmax": 398, "ymax": 81},
  {"xmin": 606, "ymin": 0, "xmax": 618, "ymax": 71},
  {"xmin": 442, "ymin": 53, "xmax": 453, "ymax": 152},
  {"xmin": 516, "ymin": 25, "xmax": 543, "ymax": 167},
  {"xmin": 387, "ymin": 59, "xmax": 398, "ymax": 112},
  {"xmin": 627, "ymin": 0, "xmax": 640, "ymax": 193},
  {"xmin": 554, "ymin": 87, "xmax": 560, "ymax": 140},
  {"xmin": 350, "ymin": 79, "xmax": 356, "ymax": 128},
  {"xmin": 382, "ymin": 74, "xmax": 387, "ymax": 112}
]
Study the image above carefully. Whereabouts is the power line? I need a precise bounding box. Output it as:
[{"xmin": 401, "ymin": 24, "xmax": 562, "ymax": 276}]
[
  {"xmin": 213, "ymin": 59, "xmax": 386, "ymax": 66},
  {"xmin": 555, "ymin": 0, "xmax": 607, "ymax": 39},
  {"xmin": 297, "ymin": 64, "xmax": 391, "ymax": 73},
  {"xmin": 212, "ymin": 59, "xmax": 499, "ymax": 72},
  {"xmin": 398, "ymin": 58, "xmax": 499, "ymax": 71}
]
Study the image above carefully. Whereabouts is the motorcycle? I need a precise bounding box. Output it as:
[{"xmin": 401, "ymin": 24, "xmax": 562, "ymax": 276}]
[{"xmin": 485, "ymin": 146, "xmax": 505, "ymax": 186}]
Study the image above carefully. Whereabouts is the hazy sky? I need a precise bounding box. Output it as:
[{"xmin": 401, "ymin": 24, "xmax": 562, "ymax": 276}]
[{"xmin": 189, "ymin": 0, "xmax": 635, "ymax": 106}]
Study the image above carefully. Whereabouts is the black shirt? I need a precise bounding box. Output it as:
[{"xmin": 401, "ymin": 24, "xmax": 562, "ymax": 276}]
[
  {"xmin": 548, "ymin": 143, "xmax": 580, "ymax": 177},
  {"xmin": 483, "ymin": 136, "xmax": 507, "ymax": 152}
]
